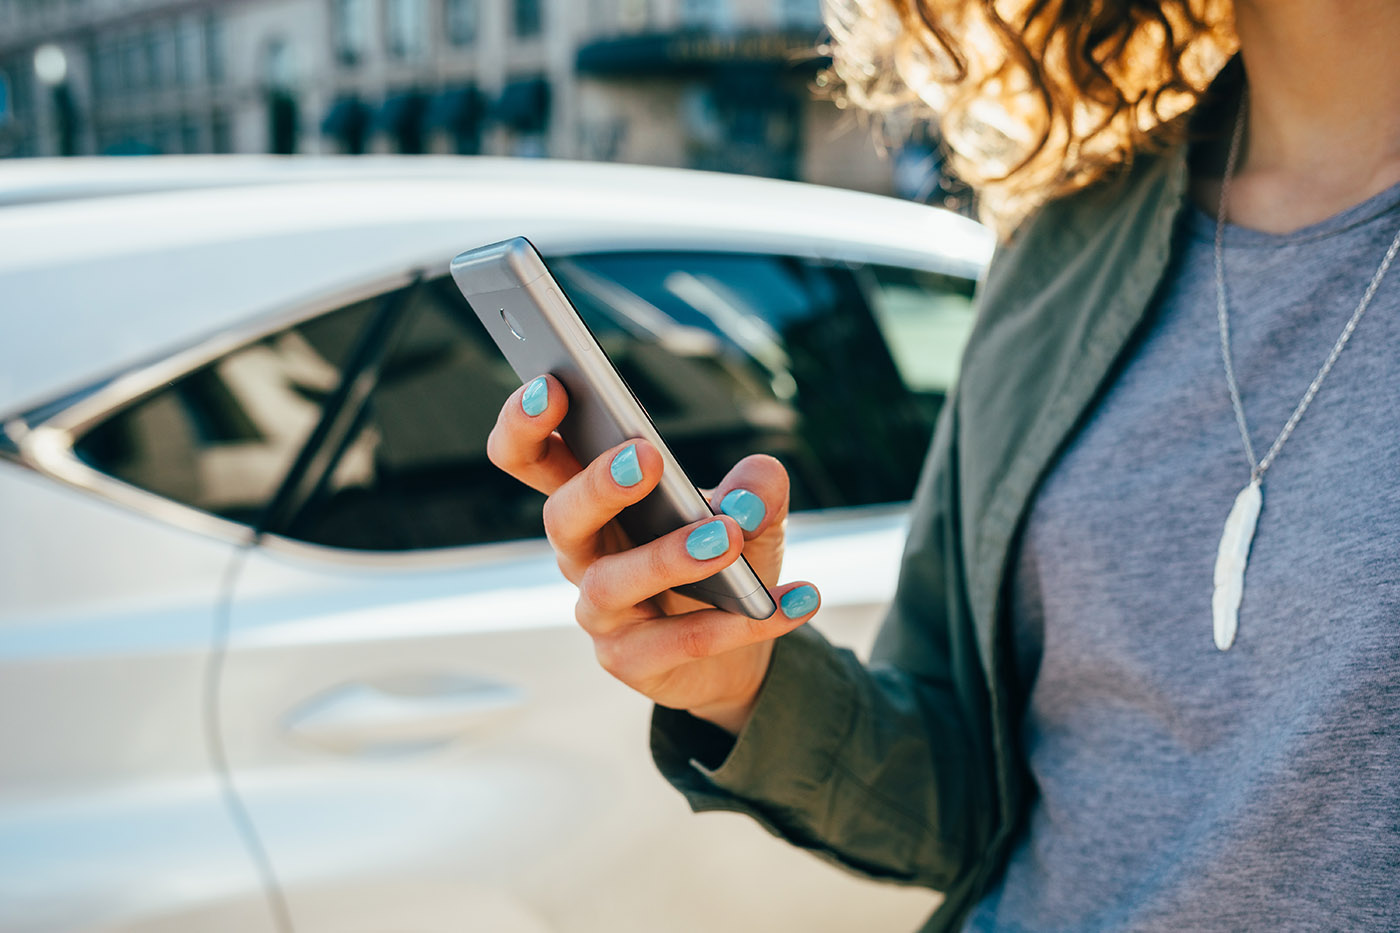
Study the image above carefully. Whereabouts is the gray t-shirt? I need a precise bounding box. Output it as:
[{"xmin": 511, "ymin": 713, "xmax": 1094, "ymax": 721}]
[{"xmin": 965, "ymin": 179, "xmax": 1400, "ymax": 931}]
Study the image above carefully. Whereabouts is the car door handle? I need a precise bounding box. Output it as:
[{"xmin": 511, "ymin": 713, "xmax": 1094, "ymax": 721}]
[{"xmin": 282, "ymin": 673, "xmax": 526, "ymax": 755}]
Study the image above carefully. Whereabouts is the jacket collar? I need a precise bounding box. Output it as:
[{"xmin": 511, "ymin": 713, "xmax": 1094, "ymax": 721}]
[{"xmin": 966, "ymin": 144, "xmax": 1192, "ymax": 685}]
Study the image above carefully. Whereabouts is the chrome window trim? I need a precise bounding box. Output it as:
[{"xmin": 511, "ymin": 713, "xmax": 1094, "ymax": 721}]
[{"xmin": 16, "ymin": 264, "xmax": 429, "ymax": 550}]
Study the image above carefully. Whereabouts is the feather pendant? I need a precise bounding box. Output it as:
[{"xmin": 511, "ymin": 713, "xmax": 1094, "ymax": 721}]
[{"xmin": 1212, "ymin": 480, "xmax": 1262, "ymax": 651}]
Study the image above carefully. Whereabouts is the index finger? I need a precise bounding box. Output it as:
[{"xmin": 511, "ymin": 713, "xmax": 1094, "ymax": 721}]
[{"xmin": 486, "ymin": 375, "xmax": 583, "ymax": 495}]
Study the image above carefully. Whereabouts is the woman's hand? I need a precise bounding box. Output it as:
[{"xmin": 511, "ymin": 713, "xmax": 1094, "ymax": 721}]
[{"xmin": 487, "ymin": 375, "xmax": 820, "ymax": 735}]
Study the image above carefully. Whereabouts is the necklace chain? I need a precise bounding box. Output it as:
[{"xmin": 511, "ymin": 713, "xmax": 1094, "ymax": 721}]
[{"xmin": 1214, "ymin": 88, "xmax": 1400, "ymax": 485}]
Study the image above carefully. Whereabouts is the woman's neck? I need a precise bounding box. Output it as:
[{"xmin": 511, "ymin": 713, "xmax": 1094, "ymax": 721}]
[{"xmin": 1197, "ymin": 0, "xmax": 1400, "ymax": 233}]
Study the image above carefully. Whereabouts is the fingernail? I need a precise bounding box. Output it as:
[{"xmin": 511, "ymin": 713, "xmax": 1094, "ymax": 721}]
[
  {"xmin": 719, "ymin": 488, "xmax": 766, "ymax": 533},
  {"xmin": 521, "ymin": 377, "xmax": 548, "ymax": 416},
  {"xmin": 610, "ymin": 444, "xmax": 643, "ymax": 487},
  {"xmin": 685, "ymin": 520, "xmax": 730, "ymax": 561},
  {"xmin": 780, "ymin": 585, "xmax": 819, "ymax": 619}
]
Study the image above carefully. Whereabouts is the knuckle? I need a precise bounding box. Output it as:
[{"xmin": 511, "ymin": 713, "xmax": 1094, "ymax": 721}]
[
  {"xmin": 647, "ymin": 538, "xmax": 675, "ymax": 582},
  {"xmin": 593, "ymin": 636, "xmax": 624, "ymax": 678},
  {"xmin": 556, "ymin": 553, "xmax": 583, "ymax": 585},
  {"xmin": 574, "ymin": 590, "xmax": 599, "ymax": 632},
  {"xmin": 676, "ymin": 619, "xmax": 712, "ymax": 660},
  {"xmin": 576, "ymin": 563, "xmax": 614, "ymax": 615},
  {"xmin": 540, "ymin": 495, "xmax": 569, "ymax": 548}
]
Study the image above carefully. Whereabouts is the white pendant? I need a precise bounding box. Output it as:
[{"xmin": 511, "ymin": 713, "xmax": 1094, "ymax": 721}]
[{"xmin": 1212, "ymin": 480, "xmax": 1262, "ymax": 650}]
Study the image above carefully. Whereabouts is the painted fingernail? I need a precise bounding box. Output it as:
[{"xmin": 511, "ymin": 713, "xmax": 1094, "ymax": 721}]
[
  {"xmin": 521, "ymin": 377, "xmax": 548, "ymax": 416},
  {"xmin": 719, "ymin": 488, "xmax": 766, "ymax": 533},
  {"xmin": 685, "ymin": 520, "xmax": 730, "ymax": 561},
  {"xmin": 610, "ymin": 444, "xmax": 643, "ymax": 487},
  {"xmin": 780, "ymin": 585, "xmax": 819, "ymax": 619}
]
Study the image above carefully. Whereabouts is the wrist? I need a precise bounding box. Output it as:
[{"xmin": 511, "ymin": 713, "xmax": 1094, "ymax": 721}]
[{"xmin": 687, "ymin": 696, "xmax": 758, "ymax": 737}]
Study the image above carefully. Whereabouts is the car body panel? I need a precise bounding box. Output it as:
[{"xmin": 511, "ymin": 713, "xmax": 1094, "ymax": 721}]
[
  {"xmin": 0, "ymin": 465, "xmax": 268, "ymax": 932},
  {"xmin": 217, "ymin": 508, "xmax": 930, "ymax": 932}
]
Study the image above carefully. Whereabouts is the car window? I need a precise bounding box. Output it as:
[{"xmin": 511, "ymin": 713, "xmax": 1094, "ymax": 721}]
[
  {"xmin": 554, "ymin": 252, "xmax": 940, "ymax": 515},
  {"xmin": 72, "ymin": 253, "xmax": 977, "ymax": 553},
  {"xmin": 860, "ymin": 264, "xmax": 977, "ymax": 395},
  {"xmin": 73, "ymin": 298, "xmax": 376, "ymax": 526},
  {"xmin": 284, "ymin": 277, "xmax": 540, "ymax": 551}
]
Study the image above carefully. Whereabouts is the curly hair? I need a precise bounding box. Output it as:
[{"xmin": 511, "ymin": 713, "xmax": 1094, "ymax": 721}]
[{"xmin": 822, "ymin": 0, "xmax": 1237, "ymax": 233}]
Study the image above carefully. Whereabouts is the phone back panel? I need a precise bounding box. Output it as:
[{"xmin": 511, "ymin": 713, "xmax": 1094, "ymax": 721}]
[{"xmin": 451, "ymin": 237, "xmax": 776, "ymax": 619}]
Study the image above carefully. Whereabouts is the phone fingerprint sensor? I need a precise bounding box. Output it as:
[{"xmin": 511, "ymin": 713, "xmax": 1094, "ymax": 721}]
[{"xmin": 500, "ymin": 308, "xmax": 526, "ymax": 340}]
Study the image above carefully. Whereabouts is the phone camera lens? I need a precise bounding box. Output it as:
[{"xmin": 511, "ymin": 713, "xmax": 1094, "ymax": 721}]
[{"xmin": 500, "ymin": 308, "xmax": 526, "ymax": 340}]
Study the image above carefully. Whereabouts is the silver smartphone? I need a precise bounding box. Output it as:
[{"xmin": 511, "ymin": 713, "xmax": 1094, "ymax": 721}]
[{"xmin": 450, "ymin": 237, "xmax": 777, "ymax": 620}]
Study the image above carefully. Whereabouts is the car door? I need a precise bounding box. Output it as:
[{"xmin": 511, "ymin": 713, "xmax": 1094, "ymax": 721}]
[
  {"xmin": 0, "ymin": 292, "xmax": 378, "ymax": 933},
  {"xmin": 0, "ymin": 461, "xmax": 279, "ymax": 933},
  {"xmin": 59, "ymin": 248, "xmax": 976, "ymax": 932}
]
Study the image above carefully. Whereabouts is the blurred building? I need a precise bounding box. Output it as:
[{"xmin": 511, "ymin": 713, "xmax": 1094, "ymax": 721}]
[{"xmin": 0, "ymin": 0, "xmax": 900, "ymax": 193}]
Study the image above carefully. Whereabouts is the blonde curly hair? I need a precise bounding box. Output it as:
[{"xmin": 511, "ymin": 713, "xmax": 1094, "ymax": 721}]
[{"xmin": 821, "ymin": 0, "xmax": 1237, "ymax": 233}]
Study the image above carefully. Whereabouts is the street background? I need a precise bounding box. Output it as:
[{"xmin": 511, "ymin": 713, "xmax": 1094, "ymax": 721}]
[{"xmin": 0, "ymin": 0, "xmax": 960, "ymax": 206}]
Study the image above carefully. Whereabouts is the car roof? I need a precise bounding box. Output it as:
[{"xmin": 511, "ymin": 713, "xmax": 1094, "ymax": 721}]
[{"xmin": 0, "ymin": 156, "xmax": 993, "ymax": 419}]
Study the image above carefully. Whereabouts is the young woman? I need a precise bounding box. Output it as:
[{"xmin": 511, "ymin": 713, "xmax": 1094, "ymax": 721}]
[{"xmin": 486, "ymin": 1, "xmax": 1400, "ymax": 928}]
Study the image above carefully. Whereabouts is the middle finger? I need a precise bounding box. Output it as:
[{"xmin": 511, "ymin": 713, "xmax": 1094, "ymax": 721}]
[
  {"xmin": 575, "ymin": 514, "xmax": 746, "ymax": 634},
  {"xmin": 544, "ymin": 438, "xmax": 664, "ymax": 576}
]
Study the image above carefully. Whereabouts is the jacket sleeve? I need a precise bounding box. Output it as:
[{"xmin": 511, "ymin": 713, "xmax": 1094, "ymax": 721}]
[{"xmin": 650, "ymin": 392, "xmax": 998, "ymax": 892}]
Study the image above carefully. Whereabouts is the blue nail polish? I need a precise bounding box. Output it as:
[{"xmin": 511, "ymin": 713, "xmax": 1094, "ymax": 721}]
[
  {"xmin": 610, "ymin": 444, "xmax": 643, "ymax": 487},
  {"xmin": 780, "ymin": 585, "xmax": 819, "ymax": 619},
  {"xmin": 719, "ymin": 488, "xmax": 766, "ymax": 533},
  {"xmin": 685, "ymin": 520, "xmax": 730, "ymax": 561},
  {"xmin": 521, "ymin": 377, "xmax": 548, "ymax": 416}
]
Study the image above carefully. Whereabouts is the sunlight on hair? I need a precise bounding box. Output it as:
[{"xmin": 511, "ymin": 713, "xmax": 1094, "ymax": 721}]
[{"xmin": 822, "ymin": 0, "xmax": 1237, "ymax": 236}]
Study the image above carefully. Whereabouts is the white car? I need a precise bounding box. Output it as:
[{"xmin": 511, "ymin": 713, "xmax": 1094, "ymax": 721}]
[{"xmin": 0, "ymin": 156, "xmax": 993, "ymax": 933}]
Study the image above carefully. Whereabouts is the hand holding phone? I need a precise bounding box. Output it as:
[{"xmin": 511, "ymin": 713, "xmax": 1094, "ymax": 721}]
[
  {"xmin": 451, "ymin": 237, "xmax": 775, "ymax": 618},
  {"xmin": 453, "ymin": 238, "xmax": 822, "ymax": 733}
]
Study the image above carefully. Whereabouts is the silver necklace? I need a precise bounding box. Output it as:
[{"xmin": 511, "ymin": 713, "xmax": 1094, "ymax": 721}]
[{"xmin": 1211, "ymin": 89, "xmax": 1400, "ymax": 651}]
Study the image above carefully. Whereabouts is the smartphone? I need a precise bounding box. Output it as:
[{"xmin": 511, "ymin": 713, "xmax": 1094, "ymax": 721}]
[{"xmin": 450, "ymin": 237, "xmax": 777, "ymax": 620}]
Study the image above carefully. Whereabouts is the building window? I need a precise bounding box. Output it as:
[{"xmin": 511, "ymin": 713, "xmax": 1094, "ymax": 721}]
[
  {"xmin": 142, "ymin": 31, "xmax": 162, "ymax": 88},
  {"xmin": 176, "ymin": 17, "xmax": 203, "ymax": 85},
  {"xmin": 123, "ymin": 35, "xmax": 148, "ymax": 90},
  {"xmin": 150, "ymin": 25, "xmax": 177, "ymax": 88},
  {"xmin": 513, "ymin": 0, "xmax": 541, "ymax": 37},
  {"xmin": 444, "ymin": 0, "xmax": 477, "ymax": 46},
  {"xmin": 263, "ymin": 36, "xmax": 297, "ymax": 90},
  {"xmin": 777, "ymin": 0, "xmax": 822, "ymax": 27},
  {"xmin": 617, "ymin": 0, "xmax": 650, "ymax": 31},
  {"xmin": 332, "ymin": 0, "xmax": 370, "ymax": 66},
  {"xmin": 211, "ymin": 107, "xmax": 231, "ymax": 152},
  {"xmin": 180, "ymin": 115, "xmax": 201, "ymax": 153},
  {"xmin": 93, "ymin": 42, "xmax": 120, "ymax": 98},
  {"xmin": 204, "ymin": 15, "xmax": 224, "ymax": 83},
  {"xmin": 680, "ymin": 0, "xmax": 731, "ymax": 30},
  {"xmin": 386, "ymin": 0, "xmax": 428, "ymax": 59}
]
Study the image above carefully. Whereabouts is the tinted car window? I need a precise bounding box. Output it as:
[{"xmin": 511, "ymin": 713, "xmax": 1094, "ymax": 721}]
[
  {"xmin": 74, "ymin": 254, "xmax": 977, "ymax": 552},
  {"xmin": 74, "ymin": 298, "xmax": 376, "ymax": 526},
  {"xmin": 285, "ymin": 277, "xmax": 539, "ymax": 550},
  {"xmin": 861, "ymin": 265, "xmax": 977, "ymax": 395},
  {"xmin": 554, "ymin": 252, "xmax": 938, "ymax": 513}
]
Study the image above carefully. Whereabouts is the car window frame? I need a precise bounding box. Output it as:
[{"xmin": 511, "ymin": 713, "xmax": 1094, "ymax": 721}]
[
  {"xmin": 10, "ymin": 244, "xmax": 982, "ymax": 568},
  {"xmin": 11, "ymin": 264, "xmax": 427, "ymax": 551}
]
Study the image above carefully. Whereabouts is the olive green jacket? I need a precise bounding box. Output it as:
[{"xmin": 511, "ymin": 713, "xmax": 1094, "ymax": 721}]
[{"xmin": 651, "ymin": 133, "xmax": 1200, "ymax": 931}]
